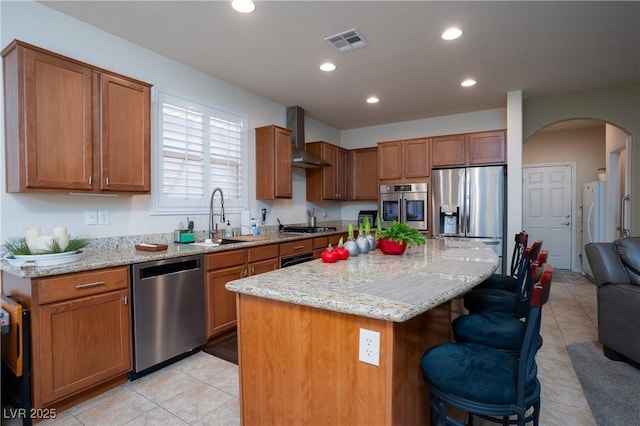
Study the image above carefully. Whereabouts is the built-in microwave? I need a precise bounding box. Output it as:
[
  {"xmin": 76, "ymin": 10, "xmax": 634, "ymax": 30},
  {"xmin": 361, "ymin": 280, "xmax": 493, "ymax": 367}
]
[{"xmin": 379, "ymin": 183, "xmax": 428, "ymax": 231}]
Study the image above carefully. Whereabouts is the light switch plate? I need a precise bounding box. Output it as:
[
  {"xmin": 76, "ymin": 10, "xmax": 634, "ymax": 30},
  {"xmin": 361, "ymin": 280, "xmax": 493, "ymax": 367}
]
[
  {"xmin": 85, "ymin": 210, "xmax": 98, "ymax": 225},
  {"xmin": 98, "ymin": 209, "xmax": 110, "ymax": 225}
]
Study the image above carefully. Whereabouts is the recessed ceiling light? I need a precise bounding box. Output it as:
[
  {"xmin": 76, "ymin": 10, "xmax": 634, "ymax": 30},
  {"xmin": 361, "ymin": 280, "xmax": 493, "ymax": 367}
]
[
  {"xmin": 366, "ymin": 96, "xmax": 379, "ymax": 104},
  {"xmin": 231, "ymin": 0, "xmax": 255, "ymax": 13},
  {"xmin": 320, "ymin": 62, "xmax": 336, "ymax": 72},
  {"xmin": 461, "ymin": 79, "xmax": 476, "ymax": 87},
  {"xmin": 442, "ymin": 27, "xmax": 462, "ymax": 41}
]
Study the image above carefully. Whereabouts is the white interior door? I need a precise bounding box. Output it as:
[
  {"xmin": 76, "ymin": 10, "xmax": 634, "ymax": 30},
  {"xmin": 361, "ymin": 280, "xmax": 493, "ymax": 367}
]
[{"xmin": 523, "ymin": 164, "xmax": 573, "ymax": 269}]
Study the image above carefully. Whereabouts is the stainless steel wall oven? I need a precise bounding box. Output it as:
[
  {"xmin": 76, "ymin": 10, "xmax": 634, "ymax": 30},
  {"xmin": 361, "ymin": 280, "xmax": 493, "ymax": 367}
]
[{"xmin": 379, "ymin": 183, "xmax": 428, "ymax": 231}]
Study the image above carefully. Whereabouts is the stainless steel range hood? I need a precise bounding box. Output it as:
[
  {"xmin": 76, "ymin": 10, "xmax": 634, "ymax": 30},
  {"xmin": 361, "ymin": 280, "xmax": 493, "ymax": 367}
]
[{"xmin": 286, "ymin": 106, "xmax": 330, "ymax": 168}]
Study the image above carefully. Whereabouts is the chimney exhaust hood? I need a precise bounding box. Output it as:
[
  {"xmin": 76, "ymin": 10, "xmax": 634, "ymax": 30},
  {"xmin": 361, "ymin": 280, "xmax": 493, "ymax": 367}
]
[{"xmin": 286, "ymin": 106, "xmax": 330, "ymax": 168}]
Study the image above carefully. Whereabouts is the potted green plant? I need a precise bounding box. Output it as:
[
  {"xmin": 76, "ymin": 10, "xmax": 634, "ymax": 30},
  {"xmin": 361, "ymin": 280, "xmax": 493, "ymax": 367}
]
[{"xmin": 375, "ymin": 221, "xmax": 426, "ymax": 255}]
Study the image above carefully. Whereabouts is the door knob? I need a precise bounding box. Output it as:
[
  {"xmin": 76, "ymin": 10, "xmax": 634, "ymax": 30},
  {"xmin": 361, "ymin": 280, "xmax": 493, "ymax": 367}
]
[{"xmin": 562, "ymin": 222, "xmax": 570, "ymax": 226}]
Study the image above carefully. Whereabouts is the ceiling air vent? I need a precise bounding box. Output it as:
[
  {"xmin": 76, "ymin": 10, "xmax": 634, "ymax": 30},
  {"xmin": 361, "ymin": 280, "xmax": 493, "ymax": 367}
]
[{"xmin": 325, "ymin": 28, "xmax": 368, "ymax": 53}]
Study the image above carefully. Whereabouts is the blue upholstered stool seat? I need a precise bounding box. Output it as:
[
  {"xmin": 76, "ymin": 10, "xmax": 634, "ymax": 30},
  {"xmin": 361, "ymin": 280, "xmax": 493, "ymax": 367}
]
[
  {"xmin": 463, "ymin": 288, "xmax": 525, "ymax": 316},
  {"xmin": 475, "ymin": 274, "xmax": 518, "ymax": 291},
  {"xmin": 421, "ymin": 342, "xmax": 540, "ymax": 406},
  {"xmin": 452, "ymin": 313, "xmax": 525, "ymax": 351}
]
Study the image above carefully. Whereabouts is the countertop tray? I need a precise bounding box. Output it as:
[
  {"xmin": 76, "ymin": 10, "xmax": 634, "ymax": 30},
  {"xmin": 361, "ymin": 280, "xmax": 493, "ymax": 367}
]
[{"xmin": 135, "ymin": 243, "xmax": 168, "ymax": 252}]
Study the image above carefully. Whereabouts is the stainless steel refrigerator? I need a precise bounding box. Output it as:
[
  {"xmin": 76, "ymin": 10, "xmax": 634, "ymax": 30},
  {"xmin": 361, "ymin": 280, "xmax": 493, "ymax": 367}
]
[{"xmin": 432, "ymin": 166, "xmax": 506, "ymax": 273}]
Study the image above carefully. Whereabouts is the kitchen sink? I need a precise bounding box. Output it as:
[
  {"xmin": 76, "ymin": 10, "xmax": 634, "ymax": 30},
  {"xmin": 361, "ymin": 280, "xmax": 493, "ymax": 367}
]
[
  {"xmin": 218, "ymin": 238, "xmax": 247, "ymax": 245},
  {"xmin": 191, "ymin": 235, "xmax": 270, "ymax": 247},
  {"xmin": 222, "ymin": 235, "xmax": 271, "ymax": 242}
]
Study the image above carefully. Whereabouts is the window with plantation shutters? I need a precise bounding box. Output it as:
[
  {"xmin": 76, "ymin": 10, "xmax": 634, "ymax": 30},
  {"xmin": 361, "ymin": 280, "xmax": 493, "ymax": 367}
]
[{"xmin": 152, "ymin": 89, "xmax": 247, "ymax": 214}]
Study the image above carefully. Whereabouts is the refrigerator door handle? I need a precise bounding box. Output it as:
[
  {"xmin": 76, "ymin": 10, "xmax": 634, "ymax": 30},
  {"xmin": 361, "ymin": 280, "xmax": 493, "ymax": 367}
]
[
  {"xmin": 586, "ymin": 201, "xmax": 595, "ymax": 243},
  {"xmin": 621, "ymin": 195, "xmax": 631, "ymax": 237},
  {"xmin": 464, "ymin": 187, "xmax": 470, "ymax": 235}
]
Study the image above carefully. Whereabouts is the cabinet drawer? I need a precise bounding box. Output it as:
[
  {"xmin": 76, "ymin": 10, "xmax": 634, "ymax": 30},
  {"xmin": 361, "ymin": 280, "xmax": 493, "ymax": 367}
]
[
  {"xmin": 328, "ymin": 233, "xmax": 347, "ymax": 246},
  {"xmin": 280, "ymin": 239, "xmax": 313, "ymax": 257},
  {"xmin": 248, "ymin": 244, "xmax": 279, "ymax": 263},
  {"xmin": 206, "ymin": 249, "xmax": 247, "ymax": 270},
  {"xmin": 249, "ymin": 258, "xmax": 279, "ymax": 276},
  {"xmin": 313, "ymin": 237, "xmax": 328, "ymax": 249},
  {"xmin": 37, "ymin": 266, "xmax": 129, "ymax": 305}
]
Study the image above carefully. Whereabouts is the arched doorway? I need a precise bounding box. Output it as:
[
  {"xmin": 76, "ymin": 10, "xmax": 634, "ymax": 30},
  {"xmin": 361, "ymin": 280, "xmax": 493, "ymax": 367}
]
[{"xmin": 523, "ymin": 119, "xmax": 631, "ymax": 272}]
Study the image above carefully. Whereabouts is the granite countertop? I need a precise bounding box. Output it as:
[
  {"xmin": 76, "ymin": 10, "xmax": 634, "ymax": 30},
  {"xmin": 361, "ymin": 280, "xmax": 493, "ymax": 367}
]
[
  {"xmin": 0, "ymin": 228, "xmax": 346, "ymax": 279},
  {"xmin": 226, "ymin": 238, "xmax": 498, "ymax": 322}
]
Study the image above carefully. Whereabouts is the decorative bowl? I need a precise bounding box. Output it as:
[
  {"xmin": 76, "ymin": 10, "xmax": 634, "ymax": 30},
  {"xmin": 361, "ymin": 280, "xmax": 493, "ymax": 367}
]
[
  {"xmin": 3, "ymin": 249, "xmax": 85, "ymax": 268},
  {"xmin": 377, "ymin": 238, "xmax": 407, "ymax": 255}
]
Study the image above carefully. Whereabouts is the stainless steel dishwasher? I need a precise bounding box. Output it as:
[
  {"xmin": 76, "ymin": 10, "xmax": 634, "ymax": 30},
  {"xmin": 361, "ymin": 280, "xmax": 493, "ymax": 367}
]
[{"xmin": 130, "ymin": 254, "xmax": 205, "ymax": 379}]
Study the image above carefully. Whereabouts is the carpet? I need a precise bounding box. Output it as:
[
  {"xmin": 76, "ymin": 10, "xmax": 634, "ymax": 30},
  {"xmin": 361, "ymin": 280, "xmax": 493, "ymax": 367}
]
[
  {"xmin": 202, "ymin": 334, "xmax": 238, "ymax": 365},
  {"xmin": 567, "ymin": 341, "xmax": 640, "ymax": 426}
]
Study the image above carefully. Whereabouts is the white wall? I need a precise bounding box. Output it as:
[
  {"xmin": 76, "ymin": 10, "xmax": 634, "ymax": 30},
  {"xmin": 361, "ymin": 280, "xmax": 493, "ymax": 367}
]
[
  {"xmin": 524, "ymin": 83, "xmax": 640, "ymax": 235},
  {"xmin": 339, "ymin": 109, "xmax": 508, "ymax": 222},
  {"xmin": 0, "ymin": 0, "xmax": 344, "ymax": 241},
  {"xmin": 341, "ymin": 108, "xmax": 506, "ymax": 149},
  {"xmin": 0, "ymin": 1, "xmax": 513, "ymax": 240}
]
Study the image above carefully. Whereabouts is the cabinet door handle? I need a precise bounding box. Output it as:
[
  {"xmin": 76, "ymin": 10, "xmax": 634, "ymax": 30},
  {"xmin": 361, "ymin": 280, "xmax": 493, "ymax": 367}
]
[
  {"xmin": 105, "ymin": 177, "xmax": 110, "ymax": 186},
  {"xmin": 88, "ymin": 176, "xmax": 92, "ymax": 185},
  {"xmin": 75, "ymin": 280, "xmax": 106, "ymax": 289},
  {"xmin": 251, "ymin": 266, "xmax": 255, "ymax": 274},
  {"xmin": 294, "ymin": 245, "xmax": 305, "ymax": 250},
  {"xmin": 123, "ymin": 296, "xmax": 128, "ymax": 305}
]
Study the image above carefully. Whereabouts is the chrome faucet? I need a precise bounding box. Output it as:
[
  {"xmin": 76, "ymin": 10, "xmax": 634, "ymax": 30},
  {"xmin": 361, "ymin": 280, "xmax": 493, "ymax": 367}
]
[{"xmin": 209, "ymin": 187, "xmax": 225, "ymax": 238}]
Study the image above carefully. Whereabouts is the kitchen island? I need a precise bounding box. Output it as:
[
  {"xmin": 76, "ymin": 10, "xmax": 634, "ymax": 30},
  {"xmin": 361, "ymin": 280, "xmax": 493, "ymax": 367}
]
[{"xmin": 226, "ymin": 238, "xmax": 498, "ymax": 426}]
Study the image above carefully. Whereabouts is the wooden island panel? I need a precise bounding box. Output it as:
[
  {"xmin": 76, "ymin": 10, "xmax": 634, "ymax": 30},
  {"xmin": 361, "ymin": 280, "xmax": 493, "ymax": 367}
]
[{"xmin": 236, "ymin": 294, "xmax": 451, "ymax": 425}]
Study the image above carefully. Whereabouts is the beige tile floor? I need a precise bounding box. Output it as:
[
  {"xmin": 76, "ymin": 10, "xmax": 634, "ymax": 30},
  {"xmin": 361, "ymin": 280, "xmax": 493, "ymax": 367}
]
[{"xmin": 15, "ymin": 270, "xmax": 598, "ymax": 425}]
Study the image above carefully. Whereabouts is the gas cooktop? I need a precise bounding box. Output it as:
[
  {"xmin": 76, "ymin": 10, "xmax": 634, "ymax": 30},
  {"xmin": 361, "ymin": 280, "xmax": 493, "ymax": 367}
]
[{"xmin": 281, "ymin": 225, "xmax": 337, "ymax": 234}]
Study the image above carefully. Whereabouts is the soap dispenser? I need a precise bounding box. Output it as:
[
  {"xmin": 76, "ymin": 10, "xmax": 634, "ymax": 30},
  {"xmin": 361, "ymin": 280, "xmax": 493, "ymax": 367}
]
[
  {"xmin": 250, "ymin": 217, "xmax": 260, "ymax": 236},
  {"xmin": 224, "ymin": 220, "xmax": 232, "ymax": 237}
]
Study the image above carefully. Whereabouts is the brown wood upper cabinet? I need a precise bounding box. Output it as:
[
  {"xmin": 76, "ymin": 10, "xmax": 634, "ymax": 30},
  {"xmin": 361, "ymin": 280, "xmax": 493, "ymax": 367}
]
[
  {"xmin": 431, "ymin": 130, "xmax": 506, "ymax": 167},
  {"xmin": 306, "ymin": 141, "xmax": 348, "ymax": 201},
  {"xmin": 2, "ymin": 40, "xmax": 151, "ymax": 193},
  {"xmin": 256, "ymin": 125, "xmax": 293, "ymax": 199},
  {"xmin": 348, "ymin": 147, "xmax": 378, "ymax": 200},
  {"xmin": 378, "ymin": 138, "xmax": 430, "ymax": 181}
]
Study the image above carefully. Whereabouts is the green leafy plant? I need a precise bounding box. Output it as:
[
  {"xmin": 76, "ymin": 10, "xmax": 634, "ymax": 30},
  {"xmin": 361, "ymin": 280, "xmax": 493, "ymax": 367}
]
[
  {"xmin": 3, "ymin": 238, "xmax": 31, "ymax": 255},
  {"xmin": 3, "ymin": 237, "xmax": 90, "ymax": 255},
  {"xmin": 375, "ymin": 221, "xmax": 426, "ymax": 248}
]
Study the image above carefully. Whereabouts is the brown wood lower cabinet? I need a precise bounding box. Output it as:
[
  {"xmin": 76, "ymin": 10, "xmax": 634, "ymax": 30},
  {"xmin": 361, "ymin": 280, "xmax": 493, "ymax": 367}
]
[
  {"xmin": 39, "ymin": 289, "xmax": 131, "ymax": 405},
  {"xmin": 206, "ymin": 250, "xmax": 247, "ymax": 338},
  {"xmin": 206, "ymin": 245, "xmax": 280, "ymax": 338},
  {"xmin": 2, "ymin": 266, "xmax": 131, "ymax": 409},
  {"xmin": 248, "ymin": 244, "xmax": 279, "ymax": 276}
]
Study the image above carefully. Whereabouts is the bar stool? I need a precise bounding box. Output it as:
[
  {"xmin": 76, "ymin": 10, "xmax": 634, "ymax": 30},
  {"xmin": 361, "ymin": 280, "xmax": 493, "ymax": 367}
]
[
  {"xmin": 420, "ymin": 269, "xmax": 552, "ymax": 426},
  {"xmin": 463, "ymin": 241, "xmax": 543, "ymax": 318},
  {"xmin": 452, "ymin": 264, "xmax": 553, "ymax": 355},
  {"xmin": 475, "ymin": 231, "xmax": 528, "ymax": 291}
]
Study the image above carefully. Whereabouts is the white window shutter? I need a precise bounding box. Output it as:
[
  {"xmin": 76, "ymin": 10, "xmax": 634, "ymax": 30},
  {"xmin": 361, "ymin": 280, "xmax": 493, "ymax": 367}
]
[{"xmin": 153, "ymin": 90, "xmax": 247, "ymax": 214}]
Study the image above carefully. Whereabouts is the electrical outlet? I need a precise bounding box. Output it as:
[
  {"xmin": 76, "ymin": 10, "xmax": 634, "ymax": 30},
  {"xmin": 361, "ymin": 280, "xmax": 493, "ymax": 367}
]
[
  {"xmin": 358, "ymin": 328, "xmax": 380, "ymax": 366},
  {"xmin": 85, "ymin": 210, "xmax": 98, "ymax": 225},
  {"xmin": 98, "ymin": 209, "xmax": 110, "ymax": 225}
]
